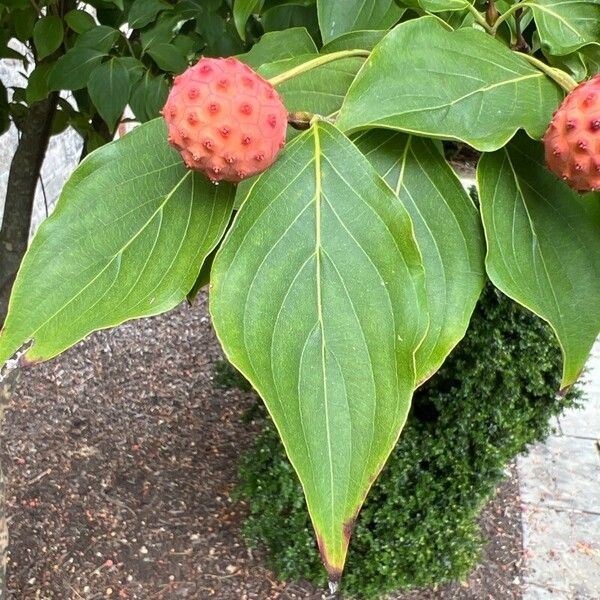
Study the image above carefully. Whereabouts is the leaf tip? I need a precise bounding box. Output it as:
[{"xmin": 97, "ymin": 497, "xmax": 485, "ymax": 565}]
[{"xmin": 315, "ymin": 532, "xmax": 344, "ymax": 583}]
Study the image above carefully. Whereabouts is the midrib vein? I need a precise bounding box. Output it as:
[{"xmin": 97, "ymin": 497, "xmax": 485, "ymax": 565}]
[{"xmin": 313, "ymin": 124, "xmax": 337, "ymax": 552}]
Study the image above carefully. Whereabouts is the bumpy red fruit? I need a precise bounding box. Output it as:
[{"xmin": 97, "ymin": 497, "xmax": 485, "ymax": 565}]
[
  {"xmin": 543, "ymin": 74, "xmax": 600, "ymax": 192},
  {"xmin": 162, "ymin": 57, "xmax": 288, "ymax": 183}
]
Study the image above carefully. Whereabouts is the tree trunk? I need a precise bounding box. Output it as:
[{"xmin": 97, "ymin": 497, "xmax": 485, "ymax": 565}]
[{"xmin": 0, "ymin": 93, "xmax": 58, "ymax": 325}]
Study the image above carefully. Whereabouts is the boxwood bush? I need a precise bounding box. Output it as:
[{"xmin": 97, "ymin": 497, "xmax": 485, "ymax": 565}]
[{"xmin": 232, "ymin": 284, "xmax": 580, "ymax": 599}]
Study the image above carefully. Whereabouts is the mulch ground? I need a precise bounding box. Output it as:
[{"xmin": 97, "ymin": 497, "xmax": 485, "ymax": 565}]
[{"xmin": 1, "ymin": 296, "xmax": 523, "ymax": 599}]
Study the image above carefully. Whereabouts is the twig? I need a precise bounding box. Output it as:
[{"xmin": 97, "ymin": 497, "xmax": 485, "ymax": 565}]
[
  {"xmin": 268, "ymin": 50, "xmax": 370, "ymax": 87},
  {"xmin": 26, "ymin": 468, "xmax": 51, "ymax": 486}
]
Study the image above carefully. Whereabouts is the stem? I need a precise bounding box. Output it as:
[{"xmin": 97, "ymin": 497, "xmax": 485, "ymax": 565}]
[
  {"xmin": 486, "ymin": 0, "xmax": 499, "ymax": 27},
  {"xmin": 512, "ymin": 8, "xmax": 530, "ymax": 52},
  {"xmin": 268, "ymin": 50, "xmax": 370, "ymax": 87},
  {"xmin": 466, "ymin": 3, "xmax": 494, "ymax": 34},
  {"xmin": 288, "ymin": 111, "xmax": 314, "ymax": 130},
  {"xmin": 491, "ymin": 1, "xmax": 528, "ymax": 35},
  {"xmin": 516, "ymin": 52, "xmax": 578, "ymax": 92}
]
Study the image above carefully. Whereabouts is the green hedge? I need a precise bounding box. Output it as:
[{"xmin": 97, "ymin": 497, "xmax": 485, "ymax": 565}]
[{"xmin": 232, "ymin": 285, "xmax": 580, "ymax": 599}]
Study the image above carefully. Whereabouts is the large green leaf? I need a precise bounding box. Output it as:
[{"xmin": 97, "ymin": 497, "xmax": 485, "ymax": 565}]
[
  {"xmin": 317, "ymin": 0, "xmax": 403, "ymax": 43},
  {"xmin": 526, "ymin": 0, "xmax": 600, "ymax": 56},
  {"xmin": 354, "ymin": 130, "xmax": 485, "ymax": 384},
  {"xmin": 261, "ymin": 54, "xmax": 366, "ymax": 116},
  {"xmin": 337, "ymin": 16, "xmax": 564, "ymax": 151},
  {"xmin": 210, "ymin": 121, "xmax": 428, "ymax": 579},
  {"xmin": 0, "ymin": 119, "xmax": 235, "ymax": 367},
  {"xmin": 477, "ymin": 133, "xmax": 600, "ymax": 388},
  {"xmin": 236, "ymin": 27, "xmax": 317, "ymax": 68},
  {"xmin": 87, "ymin": 58, "xmax": 130, "ymax": 130}
]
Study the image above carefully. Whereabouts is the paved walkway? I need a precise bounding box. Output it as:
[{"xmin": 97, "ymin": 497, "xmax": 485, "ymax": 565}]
[{"xmin": 518, "ymin": 340, "xmax": 600, "ymax": 599}]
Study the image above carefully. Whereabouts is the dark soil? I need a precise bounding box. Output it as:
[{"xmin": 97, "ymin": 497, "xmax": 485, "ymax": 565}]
[{"xmin": 1, "ymin": 296, "xmax": 523, "ymax": 599}]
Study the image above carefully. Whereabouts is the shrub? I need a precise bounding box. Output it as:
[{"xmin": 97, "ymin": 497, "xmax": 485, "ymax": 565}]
[{"xmin": 235, "ymin": 285, "xmax": 581, "ymax": 599}]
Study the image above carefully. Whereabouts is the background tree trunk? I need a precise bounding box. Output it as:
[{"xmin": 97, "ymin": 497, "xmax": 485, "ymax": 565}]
[{"xmin": 0, "ymin": 93, "xmax": 58, "ymax": 325}]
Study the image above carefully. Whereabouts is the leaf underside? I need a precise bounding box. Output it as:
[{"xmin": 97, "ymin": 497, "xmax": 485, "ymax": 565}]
[
  {"xmin": 210, "ymin": 121, "xmax": 428, "ymax": 578},
  {"xmin": 528, "ymin": 0, "xmax": 600, "ymax": 56},
  {"xmin": 478, "ymin": 133, "xmax": 600, "ymax": 388}
]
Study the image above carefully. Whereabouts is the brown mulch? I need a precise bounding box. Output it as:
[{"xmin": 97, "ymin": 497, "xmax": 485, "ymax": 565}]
[{"xmin": 1, "ymin": 296, "xmax": 523, "ymax": 599}]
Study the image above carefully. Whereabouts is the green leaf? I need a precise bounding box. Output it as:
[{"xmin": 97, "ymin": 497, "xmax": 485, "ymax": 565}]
[
  {"xmin": 0, "ymin": 29, "xmax": 25, "ymax": 59},
  {"xmin": 210, "ymin": 121, "xmax": 428, "ymax": 578},
  {"xmin": 128, "ymin": 0, "xmax": 172, "ymax": 29},
  {"xmin": 397, "ymin": 0, "xmax": 470, "ymax": 11},
  {"xmin": 477, "ymin": 133, "xmax": 600, "ymax": 388},
  {"xmin": 115, "ymin": 56, "xmax": 146, "ymax": 85},
  {"xmin": 262, "ymin": 0, "xmax": 317, "ymax": 8},
  {"xmin": 354, "ymin": 130, "xmax": 485, "ymax": 384},
  {"xmin": 236, "ymin": 27, "xmax": 318, "ymax": 68},
  {"xmin": 141, "ymin": 14, "xmax": 182, "ymax": 51},
  {"xmin": 1, "ymin": 0, "xmax": 31, "ymax": 9},
  {"xmin": 75, "ymin": 25, "xmax": 120, "ymax": 52},
  {"xmin": 526, "ymin": 0, "xmax": 600, "ymax": 56},
  {"xmin": 65, "ymin": 9, "xmax": 97, "ymax": 34},
  {"xmin": 320, "ymin": 30, "xmax": 386, "ymax": 53},
  {"xmin": 187, "ymin": 245, "xmax": 220, "ymax": 302},
  {"xmin": 337, "ymin": 16, "xmax": 564, "ymax": 151},
  {"xmin": 262, "ymin": 3, "xmax": 320, "ymax": 38},
  {"xmin": 317, "ymin": 0, "xmax": 403, "ymax": 43},
  {"xmin": 496, "ymin": 0, "xmax": 534, "ymax": 47},
  {"xmin": 33, "ymin": 15, "xmax": 64, "ymax": 59},
  {"xmin": 26, "ymin": 62, "xmax": 53, "ymax": 104},
  {"xmin": 259, "ymin": 54, "xmax": 366, "ymax": 116},
  {"xmin": 176, "ymin": 0, "xmax": 220, "ymax": 19},
  {"xmin": 195, "ymin": 11, "xmax": 245, "ymax": 56},
  {"xmin": 172, "ymin": 31, "xmax": 203, "ymax": 58},
  {"xmin": 129, "ymin": 72, "xmax": 169, "ymax": 122},
  {"xmin": 12, "ymin": 7, "xmax": 37, "ymax": 42},
  {"xmin": 546, "ymin": 37, "xmax": 600, "ymax": 81},
  {"xmin": 147, "ymin": 42, "xmax": 188, "ymax": 73},
  {"xmin": 48, "ymin": 47, "xmax": 106, "ymax": 91},
  {"xmin": 233, "ymin": 0, "xmax": 260, "ymax": 40},
  {"xmin": 87, "ymin": 58, "xmax": 130, "ymax": 130},
  {"xmin": 0, "ymin": 118, "xmax": 235, "ymax": 367}
]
